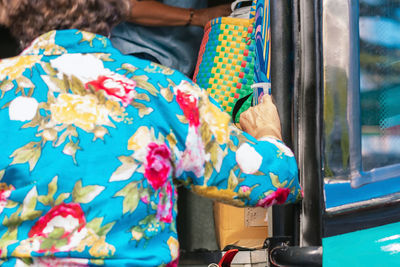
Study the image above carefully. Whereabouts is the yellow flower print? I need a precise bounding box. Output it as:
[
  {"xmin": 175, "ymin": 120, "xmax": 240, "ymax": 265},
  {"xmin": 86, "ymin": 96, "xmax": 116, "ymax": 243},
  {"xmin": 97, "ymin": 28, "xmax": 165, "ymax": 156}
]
[
  {"xmin": 201, "ymin": 100, "xmax": 230, "ymax": 144},
  {"xmin": 127, "ymin": 126, "xmax": 152, "ymax": 151},
  {"xmin": 22, "ymin": 31, "xmax": 67, "ymax": 56},
  {"xmin": 88, "ymin": 236, "xmax": 116, "ymax": 257},
  {"xmin": 144, "ymin": 62, "xmax": 175, "ymax": 75},
  {"xmin": 75, "ymin": 230, "xmax": 98, "ymax": 252},
  {"xmin": 131, "ymin": 230, "xmax": 144, "ymax": 241},
  {"xmin": 78, "ymin": 31, "xmax": 108, "ymax": 47},
  {"xmin": 0, "ymin": 55, "xmax": 41, "ymax": 80},
  {"xmin": 50, "ymin": 93, "xmax": 114, "ymax": 132},
  {"xmin": 167, "ymin": 236, "xmax": 179, "ymax": 261},
  {"xmin": 12, "ymin": 241, "xmax": 32, "ymax": 258},
  {"xmin": 105, "ymin": 100, "xmax": 126, "ymax": 123},
  {"xmin": 191, "ymin": 185, "xmax": 244, "ymax": 207}
]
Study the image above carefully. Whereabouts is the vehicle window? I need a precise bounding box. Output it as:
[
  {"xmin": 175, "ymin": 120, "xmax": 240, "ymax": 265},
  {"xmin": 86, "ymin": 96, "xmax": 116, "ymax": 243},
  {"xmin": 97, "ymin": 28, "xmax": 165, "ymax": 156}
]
[
  {"xmin": 322, "ymin": 0, "xmax": 400, "ymax": 208},
  {"xmin": 359, "ymin": 0, "xmax": 400, "ymax": 171}
]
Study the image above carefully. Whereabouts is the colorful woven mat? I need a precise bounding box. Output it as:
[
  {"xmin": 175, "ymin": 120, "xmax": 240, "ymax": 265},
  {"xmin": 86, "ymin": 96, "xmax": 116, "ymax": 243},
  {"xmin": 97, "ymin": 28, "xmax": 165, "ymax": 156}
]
[{"xmin": 193, "ymin": 17, "xmax": 256, "ymax": 122}]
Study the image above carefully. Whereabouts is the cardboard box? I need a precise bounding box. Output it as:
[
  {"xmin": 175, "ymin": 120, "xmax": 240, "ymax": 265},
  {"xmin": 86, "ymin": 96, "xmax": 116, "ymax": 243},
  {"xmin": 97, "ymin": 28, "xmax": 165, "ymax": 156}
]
[{"xmin": 213, "ymin": 202, "xmax": 268, "ymax": 250}]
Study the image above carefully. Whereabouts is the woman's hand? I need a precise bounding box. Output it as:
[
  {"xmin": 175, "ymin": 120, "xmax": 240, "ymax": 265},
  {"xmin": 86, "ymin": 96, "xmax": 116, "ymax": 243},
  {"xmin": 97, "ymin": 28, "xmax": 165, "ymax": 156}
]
[
  {"xmin": 239, "ymin": 95, "xmax": 283, "ymax": 140},
  {"xmin": 192, "ymin": 4, "xmax": 231, "ymax": 27}
]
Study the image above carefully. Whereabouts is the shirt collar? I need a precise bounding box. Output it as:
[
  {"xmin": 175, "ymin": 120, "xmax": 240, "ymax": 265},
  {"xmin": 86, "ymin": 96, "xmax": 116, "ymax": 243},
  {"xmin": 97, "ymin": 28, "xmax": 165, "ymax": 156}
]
[{"xmin": 21, "ymin": 29, "xmax": 113, "ymax": 56}]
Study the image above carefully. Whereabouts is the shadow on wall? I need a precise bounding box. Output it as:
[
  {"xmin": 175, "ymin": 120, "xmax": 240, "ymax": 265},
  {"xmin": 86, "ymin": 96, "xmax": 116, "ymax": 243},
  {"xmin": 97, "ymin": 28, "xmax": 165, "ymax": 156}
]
[{"xmin": 177, "ymin": 186, "xmax": 219, "ymax": 252}]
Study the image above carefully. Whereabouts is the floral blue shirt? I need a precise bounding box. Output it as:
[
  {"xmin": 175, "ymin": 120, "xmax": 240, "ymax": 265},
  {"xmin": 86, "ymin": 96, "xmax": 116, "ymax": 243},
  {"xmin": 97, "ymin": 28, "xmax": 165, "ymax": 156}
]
[{"xmin": 0, "ymin": 30, "xmax": 301, "ymax": 266}]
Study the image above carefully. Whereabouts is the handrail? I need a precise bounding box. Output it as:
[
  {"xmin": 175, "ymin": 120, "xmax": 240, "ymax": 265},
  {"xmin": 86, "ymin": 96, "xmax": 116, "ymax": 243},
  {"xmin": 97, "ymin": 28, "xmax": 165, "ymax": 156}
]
[{"xmin": 270, "ymin": 245, "xmax": 322, "ymax": 267}]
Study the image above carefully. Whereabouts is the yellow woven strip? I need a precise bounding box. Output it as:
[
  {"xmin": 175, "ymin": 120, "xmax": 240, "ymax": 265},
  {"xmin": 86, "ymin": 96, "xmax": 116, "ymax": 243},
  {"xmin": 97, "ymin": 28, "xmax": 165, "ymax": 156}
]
[
  {"xmin": 215, "ymin": 63, "xmax": 242, "ymax": 72},
  {"xmin": 215, "ymin": 45, "xmax": 248, "ymax": 55},
  {"xmin": 215, "ymin": 40, "xmax": 248, "ymax": 50},
  {"xmin": 210, "ymin": 68, "xmax": 238, "ymax": 76},
  {"xmin": 217, "ymin": 35, "xmax": 244, "ymax": 42},
  {"xmin": 210, "ymin": 84, "xmax": 233, "ymax": 94},
  {"xmin": 217, "ymin": 53, "xmax": 244, "ymax": 61},
  {"xmin": 210, "ymin": 63, "xmax": 242, "ymax": 75},
  {"xmin": 211, "ymin": 74, "xmax": 241, "ymax": 84},
  {"xmin": 220, "ymin": 17, "xmax": 253, "ymax": 27},
  {"xmin": 219, "ymin": 57, "xmax": 242, "ymax": 66},
  {"xmin": 209, "ymin": 84, "xmax": 241, "ymax": 96},
  {"xmin": 209, "ymin": 78, "xmax": 237, "ymax": 88}
]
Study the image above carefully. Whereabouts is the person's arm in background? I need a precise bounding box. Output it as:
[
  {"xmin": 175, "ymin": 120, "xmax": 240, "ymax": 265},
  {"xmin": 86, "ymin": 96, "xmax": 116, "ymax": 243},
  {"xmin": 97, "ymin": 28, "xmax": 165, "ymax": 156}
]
[{"xmin": 128, "ymin": 0, "xmax": 231, "ymax": 27}]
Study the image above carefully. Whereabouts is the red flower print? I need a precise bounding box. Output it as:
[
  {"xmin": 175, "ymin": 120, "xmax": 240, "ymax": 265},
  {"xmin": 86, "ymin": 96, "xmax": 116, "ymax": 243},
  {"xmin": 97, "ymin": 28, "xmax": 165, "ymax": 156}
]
[
  {"xmin": 85, "ymin": 74, "xmax": 136, "ymax": 107},
  {"xmin": 156, "ymin": 182, "xmax": 174, "ymax": 223},
  {"xmin": 26, "ymin": 203, "xmax": 88, "ymax": 253},
  {"xmin": 29, "ymin": 203, "xmax": 86, "ymax": 239},
  {"xmin": 0, "ymin": 183, "xmax": 15, "ymax": 214},
  {"xmin": 140, "ymin": 195, "xmax": 150, "ymax": 204},
  {"xmin": 145, "ymin": 143, "xmax": 171, "ymax": 191},
  {"xmin": 237, "ymin": 185, "xmax": 252, "ymax": 198},
  {"xmin": 240, "ymin": 186, "xmax": 251, "ymax": 193},
  {"xmin": 256, "ymin": 188, "xmax": 290, "ymax": 208},
  {"xmin": 166, "ymin": 258, "xmax": 179, "ymax": 267},
  {"xmin": 176, "ymin": 89, "xmax": 200, "ymax": 127}
]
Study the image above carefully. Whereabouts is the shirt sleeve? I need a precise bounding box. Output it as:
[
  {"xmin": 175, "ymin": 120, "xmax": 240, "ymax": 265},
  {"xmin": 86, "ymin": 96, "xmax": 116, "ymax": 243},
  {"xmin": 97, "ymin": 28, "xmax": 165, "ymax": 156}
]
[{"xmin": 169, "ymin": 79, "xmax": 302, "ymax": 208}]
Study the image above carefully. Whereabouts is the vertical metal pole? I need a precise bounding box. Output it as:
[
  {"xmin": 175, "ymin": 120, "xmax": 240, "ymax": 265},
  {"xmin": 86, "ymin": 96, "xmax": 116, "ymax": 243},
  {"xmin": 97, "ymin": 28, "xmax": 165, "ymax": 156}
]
[
  {"xmin": 296, "ymin": 0, "xmax": 323, "ymax": 246},
  {"xmin": 270, "ymin": 0, "xmax": 297, "ymax": 243}
]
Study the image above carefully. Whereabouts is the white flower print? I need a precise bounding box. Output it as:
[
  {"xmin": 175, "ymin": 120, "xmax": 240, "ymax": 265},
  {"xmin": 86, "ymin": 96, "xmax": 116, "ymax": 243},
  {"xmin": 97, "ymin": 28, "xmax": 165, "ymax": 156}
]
[
  {"xmin": 236, "ymin": 143, "xmax": 263, "ymax": 174},
  {"xmin": 9, "ymin": 96, "xmax": 38, "ymax": 122},
  {"xmin": 259, "ymin": 136, "xmax": 295, "ymax": 157}
]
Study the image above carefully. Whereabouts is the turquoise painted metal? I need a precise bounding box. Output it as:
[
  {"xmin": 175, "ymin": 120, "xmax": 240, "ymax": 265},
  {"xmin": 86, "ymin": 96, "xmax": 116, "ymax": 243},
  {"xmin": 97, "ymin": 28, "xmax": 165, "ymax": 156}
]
[{"xmin": 323, "ymin": 221, "xmax": 400, "ymax": 266}]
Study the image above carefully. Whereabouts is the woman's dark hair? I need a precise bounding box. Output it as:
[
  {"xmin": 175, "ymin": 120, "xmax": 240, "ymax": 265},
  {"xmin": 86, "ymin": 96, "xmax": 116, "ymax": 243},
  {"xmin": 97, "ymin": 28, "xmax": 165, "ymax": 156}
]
[{"xmin": 3, "ymin": 0, "xmax": 130, "ymax": 48}]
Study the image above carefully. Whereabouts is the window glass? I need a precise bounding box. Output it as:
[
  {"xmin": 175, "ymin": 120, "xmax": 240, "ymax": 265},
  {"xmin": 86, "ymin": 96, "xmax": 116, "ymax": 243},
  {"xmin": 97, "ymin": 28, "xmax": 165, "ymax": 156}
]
[
  {"xmin": 359, "ymin": 0, "xmax": 400, "ymax": 171},
  {"xmin": 322, "ymin": 0, "xmax": 352, "ymax": 179}
]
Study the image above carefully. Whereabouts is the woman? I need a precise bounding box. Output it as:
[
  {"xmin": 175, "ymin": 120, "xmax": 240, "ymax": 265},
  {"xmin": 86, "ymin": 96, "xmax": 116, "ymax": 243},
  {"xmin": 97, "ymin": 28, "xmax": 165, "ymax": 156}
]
[{"xmin": 0, "ymin": 0, "xmax": 301, "ymax": 266}]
